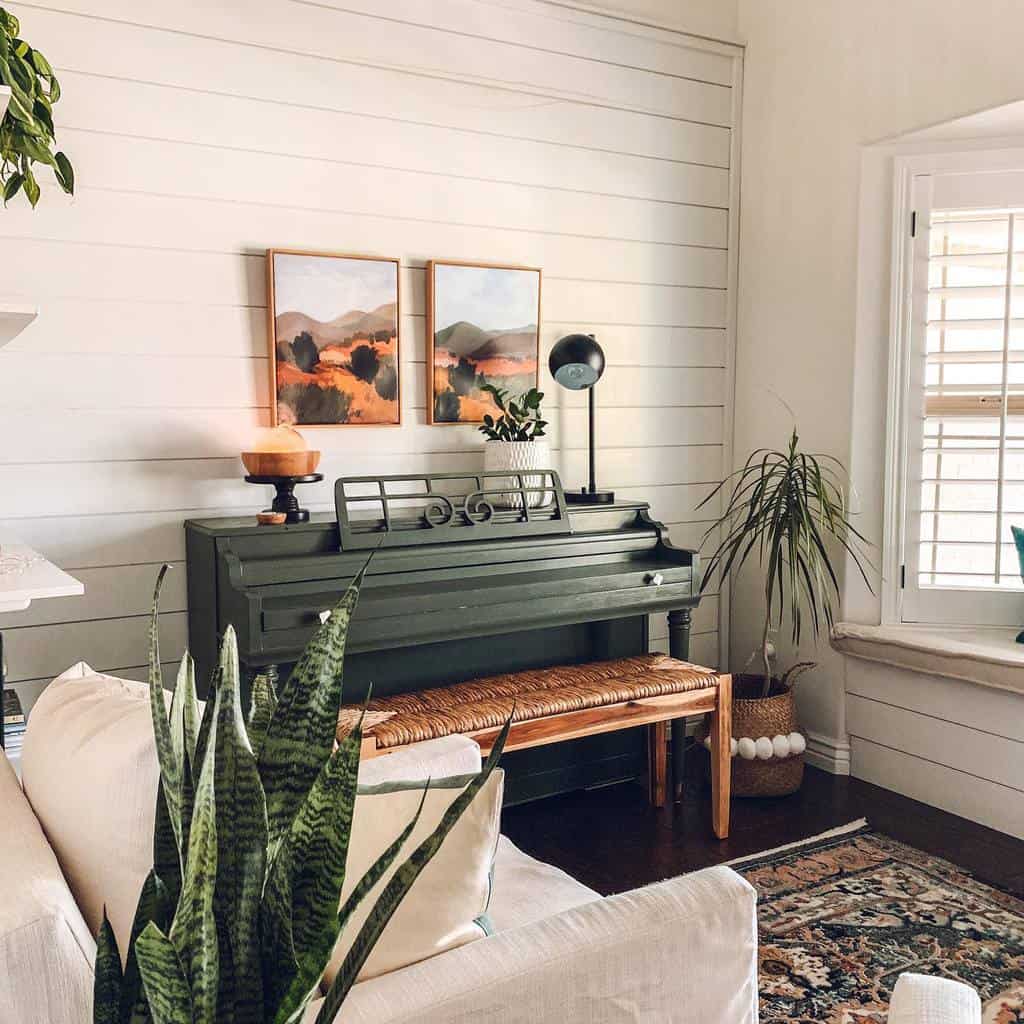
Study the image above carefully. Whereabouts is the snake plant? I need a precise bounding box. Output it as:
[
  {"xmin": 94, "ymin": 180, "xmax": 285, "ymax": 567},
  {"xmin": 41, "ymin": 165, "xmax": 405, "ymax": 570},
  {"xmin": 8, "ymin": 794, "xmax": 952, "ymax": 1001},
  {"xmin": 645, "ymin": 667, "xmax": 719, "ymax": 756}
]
[
  {"xmin": 0, "ymin": 6, "xmax": 74, "ymax": 207},
  {"xmin": 699, "ymin": 429, "xmax": 873, "ymax": 697},
  {"xmin": 93, "ymin": 564, "xmax": 508, "ymax": 1024}
]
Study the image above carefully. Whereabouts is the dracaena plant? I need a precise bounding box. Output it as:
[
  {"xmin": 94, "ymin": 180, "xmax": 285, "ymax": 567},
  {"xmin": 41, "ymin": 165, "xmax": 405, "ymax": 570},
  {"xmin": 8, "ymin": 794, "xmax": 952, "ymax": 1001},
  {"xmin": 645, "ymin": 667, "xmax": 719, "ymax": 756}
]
[
  {"xmin": 93, "ymin": 563, "xmax": 508, "ymax": 1024},
  {"xmin": 699, "ymin": 429, "xmax": 873, "ymax": 698},
  {"xmin": 478, "ymin": 385, "xmax": 547, "ymax": 441},
  {"xmin": 0, "ymin": 6, "xmax": 74, "ymax": 207}
]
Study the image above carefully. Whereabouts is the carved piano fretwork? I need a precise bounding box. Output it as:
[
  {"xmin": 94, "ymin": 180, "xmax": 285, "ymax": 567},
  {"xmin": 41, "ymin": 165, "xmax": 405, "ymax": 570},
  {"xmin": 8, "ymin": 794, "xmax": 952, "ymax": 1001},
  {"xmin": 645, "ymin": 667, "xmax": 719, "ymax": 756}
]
[{"xmin": 185, "ymin": 472, "xmax": 701, "ymax": 804}]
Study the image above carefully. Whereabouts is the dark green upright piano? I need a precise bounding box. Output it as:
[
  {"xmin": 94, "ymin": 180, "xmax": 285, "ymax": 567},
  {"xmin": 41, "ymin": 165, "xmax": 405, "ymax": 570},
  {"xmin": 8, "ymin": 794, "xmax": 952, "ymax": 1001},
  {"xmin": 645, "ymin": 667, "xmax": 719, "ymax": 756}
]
[{"xmin": 185, "ymin": 471, "xmax": 701, "ymax": 804}]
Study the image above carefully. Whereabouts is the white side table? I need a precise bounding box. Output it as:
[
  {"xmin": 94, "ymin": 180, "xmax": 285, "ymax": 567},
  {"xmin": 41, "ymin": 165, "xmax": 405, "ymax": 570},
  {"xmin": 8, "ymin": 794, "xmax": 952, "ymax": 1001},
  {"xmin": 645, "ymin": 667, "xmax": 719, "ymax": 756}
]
[{"xmin": 0, "ymin": 540, "xmax": 83, "ymax": 756}]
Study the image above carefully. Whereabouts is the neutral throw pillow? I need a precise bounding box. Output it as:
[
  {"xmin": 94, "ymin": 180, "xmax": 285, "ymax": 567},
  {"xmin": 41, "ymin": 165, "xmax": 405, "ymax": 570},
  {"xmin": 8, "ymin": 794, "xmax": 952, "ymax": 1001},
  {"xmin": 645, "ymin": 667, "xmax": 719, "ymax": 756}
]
[
  {"xmin": 20, "ymin": 662, "xmax": 160, "ymax": 960},
  {"xmin": 357, "ymin": 735, "xmax": 482, "ymax": 787},
  {"xmin": 323, "ymin": 768, "xmax": 503, "ymax": 985}
]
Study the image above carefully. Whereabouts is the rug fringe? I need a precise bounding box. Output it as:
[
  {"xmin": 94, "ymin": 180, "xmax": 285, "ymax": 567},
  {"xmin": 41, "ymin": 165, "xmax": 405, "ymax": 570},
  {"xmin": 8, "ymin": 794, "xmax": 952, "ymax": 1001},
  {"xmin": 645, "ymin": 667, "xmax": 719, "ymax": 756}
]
[{"xmin": 724, "ymin": 818, "xmax": 869, "ymax": 868}]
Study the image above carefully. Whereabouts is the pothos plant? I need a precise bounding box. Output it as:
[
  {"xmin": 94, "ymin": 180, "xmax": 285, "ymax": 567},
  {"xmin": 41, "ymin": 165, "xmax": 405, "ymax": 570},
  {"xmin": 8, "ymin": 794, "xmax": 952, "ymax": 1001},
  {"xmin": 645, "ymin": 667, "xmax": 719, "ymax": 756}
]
[
  {"xmin": 93, "ymin": 563, "xmax": 508, "ymax": 1024},
  {"xmin": 478, "ymin": 385, "xmax": 547, "ymax": 441},
  {"xmin": 0, "ymin": 6, "xmax": 74, "ymax": 207},
  {"xmin": 698, "ymin": 429, "xmax": 873, "ymax": 698}
]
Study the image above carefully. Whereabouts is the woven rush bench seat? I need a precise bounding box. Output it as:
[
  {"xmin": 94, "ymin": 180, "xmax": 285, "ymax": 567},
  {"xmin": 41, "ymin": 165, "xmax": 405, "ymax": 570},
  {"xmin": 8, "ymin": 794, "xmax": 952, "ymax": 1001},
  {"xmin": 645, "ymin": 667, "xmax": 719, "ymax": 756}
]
[{"xmin": 343, "ymin": 653, "xmax": 732, "ymax": 839}]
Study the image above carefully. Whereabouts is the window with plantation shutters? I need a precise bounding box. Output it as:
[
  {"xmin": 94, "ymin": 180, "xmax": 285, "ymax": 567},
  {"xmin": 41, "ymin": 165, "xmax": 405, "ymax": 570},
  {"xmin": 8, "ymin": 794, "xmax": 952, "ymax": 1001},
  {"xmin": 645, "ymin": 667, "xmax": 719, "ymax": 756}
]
[{"xmin": 900, "ymin": 168, "xmax": 1024, "ymax": 626}]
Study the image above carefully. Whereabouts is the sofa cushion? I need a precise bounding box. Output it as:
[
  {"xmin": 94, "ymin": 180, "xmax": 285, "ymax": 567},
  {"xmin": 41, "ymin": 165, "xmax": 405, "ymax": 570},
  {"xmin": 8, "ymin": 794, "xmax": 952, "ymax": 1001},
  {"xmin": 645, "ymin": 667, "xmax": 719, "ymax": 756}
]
[
  {"xmin": 20, "ymin": 662, "xmax": 159, "ymax": 960},
  {"xmin": 324, "ymin": 769, "xmax": 504, "ymax": 986},
  {"xmin": 488, "ymin": 836, "xmax": 600, "ymax": 932}
]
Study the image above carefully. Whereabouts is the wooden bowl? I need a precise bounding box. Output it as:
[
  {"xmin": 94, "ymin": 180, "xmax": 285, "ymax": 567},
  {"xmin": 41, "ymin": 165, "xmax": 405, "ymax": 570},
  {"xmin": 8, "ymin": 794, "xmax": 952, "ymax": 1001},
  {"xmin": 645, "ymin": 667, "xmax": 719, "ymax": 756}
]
[
  {"xmin": 241, "ymin": 450, "xmax": 321, "ymax": 476},
  {"xmin": 256, "ymin": 511, "xmax": 287, "ymax": 526}
]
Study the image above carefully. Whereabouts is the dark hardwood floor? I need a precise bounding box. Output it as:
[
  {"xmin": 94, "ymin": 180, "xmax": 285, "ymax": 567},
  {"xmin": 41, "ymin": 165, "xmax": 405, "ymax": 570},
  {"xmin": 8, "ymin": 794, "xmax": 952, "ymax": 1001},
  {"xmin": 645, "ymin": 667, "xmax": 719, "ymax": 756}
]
[{"xmin": 502, "ymin": 761, "xmax": 1024, "ymax": 898}]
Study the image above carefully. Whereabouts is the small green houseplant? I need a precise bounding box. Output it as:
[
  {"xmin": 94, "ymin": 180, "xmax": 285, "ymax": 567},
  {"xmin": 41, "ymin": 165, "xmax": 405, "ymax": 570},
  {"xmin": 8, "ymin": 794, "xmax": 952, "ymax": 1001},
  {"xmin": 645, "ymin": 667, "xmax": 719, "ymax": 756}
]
[
  {"xmin": 1, "ymin": 6, "xmax": 74, "ymax": 206},
  {"xmin": 697, "ymin": 429, "xmax": 872, "ymax": 795},
  {"xmin": 478, "ymin": 385, "xmax": 551, "ymax": 509},
  {"xmin": 478, "ymin": 385, "xmax": 547, "ymax": 442},
  {"xmin": 93, "ymin": 565, "xmax": 507, "ymax": 1024}
]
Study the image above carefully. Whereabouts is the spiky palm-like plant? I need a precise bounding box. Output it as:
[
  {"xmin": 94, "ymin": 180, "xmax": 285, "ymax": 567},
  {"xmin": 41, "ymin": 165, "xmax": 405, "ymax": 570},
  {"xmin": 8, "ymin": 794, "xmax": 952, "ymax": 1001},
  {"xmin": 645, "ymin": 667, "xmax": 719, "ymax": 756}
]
[
  {"xmin": 699, "ymin": 429, "xmax": 873, "ymax": 698},
  {"xmin": 93, "ymin": 563, "xmax": 507, "ymax": 1024}
]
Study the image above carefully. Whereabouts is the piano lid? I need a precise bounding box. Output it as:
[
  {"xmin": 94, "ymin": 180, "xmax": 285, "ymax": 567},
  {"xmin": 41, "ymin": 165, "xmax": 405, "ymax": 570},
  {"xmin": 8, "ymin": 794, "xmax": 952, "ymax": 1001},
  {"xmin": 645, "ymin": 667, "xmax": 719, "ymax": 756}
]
[{"xmin": 334, "ymin": 470, "xmax": 571, "ymax": 550}]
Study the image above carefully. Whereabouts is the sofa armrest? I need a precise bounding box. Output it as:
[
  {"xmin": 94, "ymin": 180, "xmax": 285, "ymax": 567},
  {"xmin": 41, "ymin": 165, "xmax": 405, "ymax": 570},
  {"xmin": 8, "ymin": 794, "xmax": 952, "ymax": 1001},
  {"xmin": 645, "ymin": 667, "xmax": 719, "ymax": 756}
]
[
  {"xmin": 0, "ymin": 751, "xmax": 96, "ymax": 1024},
  {"xmin": 311, "ymin": 864, "xmax": 757, "ymax": 1024},
  {"xmin": 888, "ymin": 973, "xmax": 982, "ymax": 1024}
]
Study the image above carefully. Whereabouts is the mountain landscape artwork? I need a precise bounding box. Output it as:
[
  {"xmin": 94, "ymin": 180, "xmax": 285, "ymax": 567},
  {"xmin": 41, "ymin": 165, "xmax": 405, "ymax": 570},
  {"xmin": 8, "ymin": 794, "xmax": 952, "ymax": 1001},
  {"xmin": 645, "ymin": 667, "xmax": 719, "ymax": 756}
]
[
  {"xmin": 428, "ymin": 261, "xmax": 541, "ymax": 424},
  {"xmin": 268, "ymin": 250, "xmax": 400, "ymax": 426}
]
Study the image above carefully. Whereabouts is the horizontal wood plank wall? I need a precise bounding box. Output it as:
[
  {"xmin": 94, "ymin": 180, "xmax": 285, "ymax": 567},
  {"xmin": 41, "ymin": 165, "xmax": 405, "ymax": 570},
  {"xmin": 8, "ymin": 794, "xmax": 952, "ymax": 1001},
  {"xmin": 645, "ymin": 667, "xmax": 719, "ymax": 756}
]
[
  {"xmin": 0, "ymin": 0, "xmax": 741, "ymax": 706},
  {"xmin": 846, "ymin": 660, "xmax": 1024, "ymax": 839}
]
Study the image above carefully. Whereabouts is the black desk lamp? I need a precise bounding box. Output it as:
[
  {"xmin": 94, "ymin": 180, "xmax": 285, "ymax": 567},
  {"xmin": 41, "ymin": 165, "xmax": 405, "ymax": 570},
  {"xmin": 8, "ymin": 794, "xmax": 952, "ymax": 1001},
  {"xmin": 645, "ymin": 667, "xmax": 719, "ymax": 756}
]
[{"xmin": 549, "ymin": 333, "xmax": 615, "ymax": 505}]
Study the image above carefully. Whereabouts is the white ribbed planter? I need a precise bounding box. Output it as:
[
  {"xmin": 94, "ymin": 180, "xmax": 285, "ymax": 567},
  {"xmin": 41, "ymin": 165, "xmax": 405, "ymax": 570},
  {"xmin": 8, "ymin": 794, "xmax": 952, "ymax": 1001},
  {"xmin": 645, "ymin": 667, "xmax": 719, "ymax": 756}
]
[{"xmin": 482, "ymin": 440, "xmax": 552, "ymax": 508}]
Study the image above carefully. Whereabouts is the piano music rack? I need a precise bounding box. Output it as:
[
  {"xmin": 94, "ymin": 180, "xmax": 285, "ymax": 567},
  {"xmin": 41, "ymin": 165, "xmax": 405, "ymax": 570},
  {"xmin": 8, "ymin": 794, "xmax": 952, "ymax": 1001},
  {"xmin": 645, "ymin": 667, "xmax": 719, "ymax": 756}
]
[{"xmin": 334, "ymin": 470, "xmax": 571, "ymax": 551}]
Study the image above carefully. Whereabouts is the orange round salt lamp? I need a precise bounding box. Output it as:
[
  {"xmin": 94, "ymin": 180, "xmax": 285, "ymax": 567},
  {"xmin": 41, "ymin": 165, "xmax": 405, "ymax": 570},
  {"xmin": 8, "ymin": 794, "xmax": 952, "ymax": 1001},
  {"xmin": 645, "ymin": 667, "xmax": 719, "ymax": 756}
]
[{"xmin": 241, "ymin": 426, "xmax": 321, "ymax": 476}]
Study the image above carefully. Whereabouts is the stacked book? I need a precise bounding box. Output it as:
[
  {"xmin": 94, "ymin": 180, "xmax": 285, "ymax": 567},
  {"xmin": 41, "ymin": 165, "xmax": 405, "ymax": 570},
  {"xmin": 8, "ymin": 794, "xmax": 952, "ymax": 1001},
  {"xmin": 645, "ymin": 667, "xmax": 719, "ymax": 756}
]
[{"xmin": 3, "ymin": 689, "xmax": 26, "ymax": 759}]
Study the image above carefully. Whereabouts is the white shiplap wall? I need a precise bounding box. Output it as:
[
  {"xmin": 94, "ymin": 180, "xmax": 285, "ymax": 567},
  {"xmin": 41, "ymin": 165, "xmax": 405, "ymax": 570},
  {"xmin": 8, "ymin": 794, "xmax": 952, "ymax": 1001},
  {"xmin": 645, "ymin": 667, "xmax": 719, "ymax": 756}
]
[
  {"xmin": 845, "ymin": 659, "xmax": 1024, "ymax": 839},
  {"xmin": 0, "ymin": 0, "xmax": 742, "ymax": 706}
]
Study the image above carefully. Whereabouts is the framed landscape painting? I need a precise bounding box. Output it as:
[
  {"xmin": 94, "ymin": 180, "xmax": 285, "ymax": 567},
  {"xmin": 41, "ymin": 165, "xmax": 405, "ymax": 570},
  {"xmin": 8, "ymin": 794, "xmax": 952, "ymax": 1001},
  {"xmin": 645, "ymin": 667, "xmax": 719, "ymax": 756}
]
[
  {"xmin": 267, "ymin": 249, "xmax": 400, "ymax": 426},
  {"xmin": 427, "ymin": 260, "xmax": 541, "ymax": 424}
]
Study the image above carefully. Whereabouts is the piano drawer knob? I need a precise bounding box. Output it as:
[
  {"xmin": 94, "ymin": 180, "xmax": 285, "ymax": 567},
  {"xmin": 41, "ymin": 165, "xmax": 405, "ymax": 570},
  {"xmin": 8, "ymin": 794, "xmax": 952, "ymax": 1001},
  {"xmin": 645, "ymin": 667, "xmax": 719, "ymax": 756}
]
[
  {"xmin": 319, "ymin": 610, "xmax": 332, "ymax": 624},
  {"xmin": 645, "ymin": 572, "xmax": 664, "ymax": 587}
]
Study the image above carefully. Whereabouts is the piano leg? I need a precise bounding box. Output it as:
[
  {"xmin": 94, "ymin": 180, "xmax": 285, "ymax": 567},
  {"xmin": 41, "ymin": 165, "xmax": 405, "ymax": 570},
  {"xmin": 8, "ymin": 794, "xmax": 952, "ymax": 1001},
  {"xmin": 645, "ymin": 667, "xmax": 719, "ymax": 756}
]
[{"xmin": 667, "ymin": 608, "xmax": 692, "ymax": 803}]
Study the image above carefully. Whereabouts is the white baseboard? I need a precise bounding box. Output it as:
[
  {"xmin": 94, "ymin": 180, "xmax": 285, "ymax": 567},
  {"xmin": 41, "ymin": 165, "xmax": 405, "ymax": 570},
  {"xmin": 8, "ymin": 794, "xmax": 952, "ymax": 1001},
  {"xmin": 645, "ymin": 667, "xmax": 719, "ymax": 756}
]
[{"xmin": 804, "ymin": 729, "xmax": 851, "ymax": 775}]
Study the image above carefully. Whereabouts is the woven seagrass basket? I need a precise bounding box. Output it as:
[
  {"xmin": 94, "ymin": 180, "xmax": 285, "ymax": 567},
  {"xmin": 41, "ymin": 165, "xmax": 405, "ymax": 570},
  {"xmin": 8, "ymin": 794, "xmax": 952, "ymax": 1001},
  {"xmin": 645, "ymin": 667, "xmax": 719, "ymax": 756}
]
[{"xmin": 700, "ymin": 675, "xmax": 804, "ymax": 798}]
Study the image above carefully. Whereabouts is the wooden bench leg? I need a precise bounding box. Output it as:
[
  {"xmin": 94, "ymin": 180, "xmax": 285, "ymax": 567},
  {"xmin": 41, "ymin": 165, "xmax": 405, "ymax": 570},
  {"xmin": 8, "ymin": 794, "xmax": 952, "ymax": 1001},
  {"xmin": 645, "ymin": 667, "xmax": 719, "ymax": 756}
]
[
  {"xmin": 709, "ymin": 673, "xmax": 732, "ymax": 839},
  {"xmin": 648, "ymin": 721, "xmax": 668, "ymax": 808},
  {"xmin": 671, "ymin": 718, "xmax": 687, "ymax": 803}
]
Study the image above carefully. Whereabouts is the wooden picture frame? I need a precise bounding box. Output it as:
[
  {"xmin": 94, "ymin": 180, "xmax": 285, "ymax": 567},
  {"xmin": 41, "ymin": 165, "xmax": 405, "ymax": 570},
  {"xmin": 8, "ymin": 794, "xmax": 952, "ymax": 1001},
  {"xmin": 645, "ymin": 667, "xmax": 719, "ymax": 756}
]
[
  {"xmin": 266, "ymin": 249, "xmax": 401, "ymax": 427},
  {"xmin": 426, "ymin": 259, "xmax": 542, "ymax": 425}
]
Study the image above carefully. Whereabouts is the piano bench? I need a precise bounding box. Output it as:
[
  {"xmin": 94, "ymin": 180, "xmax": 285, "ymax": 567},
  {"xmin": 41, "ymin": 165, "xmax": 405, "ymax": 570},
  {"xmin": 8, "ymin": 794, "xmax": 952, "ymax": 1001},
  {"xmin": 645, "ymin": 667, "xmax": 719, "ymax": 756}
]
[{"xmin": 347, "ymin": 654, "xmax": 732, "ymax": 840}]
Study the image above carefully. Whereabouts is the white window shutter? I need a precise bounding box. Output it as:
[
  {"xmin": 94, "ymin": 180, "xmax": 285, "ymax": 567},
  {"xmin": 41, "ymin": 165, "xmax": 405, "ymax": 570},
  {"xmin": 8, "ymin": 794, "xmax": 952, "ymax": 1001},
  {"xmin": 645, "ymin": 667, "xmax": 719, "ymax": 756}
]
[{"xmin": 902, "ymin": 172, "xmax": 1024, "ymax": 626}]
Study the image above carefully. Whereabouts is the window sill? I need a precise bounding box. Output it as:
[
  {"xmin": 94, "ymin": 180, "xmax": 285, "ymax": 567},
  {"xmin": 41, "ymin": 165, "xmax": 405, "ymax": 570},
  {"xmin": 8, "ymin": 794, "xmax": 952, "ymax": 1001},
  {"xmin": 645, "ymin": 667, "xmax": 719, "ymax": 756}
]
[{"xmin": 831, "ymin": 622, "xmax": 1024, "ymax": 697}]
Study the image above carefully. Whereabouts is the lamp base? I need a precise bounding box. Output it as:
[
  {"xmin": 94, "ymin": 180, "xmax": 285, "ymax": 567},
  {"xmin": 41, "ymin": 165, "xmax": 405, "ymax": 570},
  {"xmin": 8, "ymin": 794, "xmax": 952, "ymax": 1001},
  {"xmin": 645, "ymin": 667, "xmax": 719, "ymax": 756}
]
[{"xmin": 565, "ymin": 487, "xmax": 616, "ymax": 505}]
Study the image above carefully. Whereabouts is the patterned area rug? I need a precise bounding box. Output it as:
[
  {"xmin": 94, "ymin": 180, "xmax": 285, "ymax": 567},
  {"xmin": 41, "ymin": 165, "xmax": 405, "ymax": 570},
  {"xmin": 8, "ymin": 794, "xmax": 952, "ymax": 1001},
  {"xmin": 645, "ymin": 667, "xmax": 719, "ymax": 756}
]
[{"xmin": 732, "ymin": 820, "xmax": 1024, "ymax": 1023}]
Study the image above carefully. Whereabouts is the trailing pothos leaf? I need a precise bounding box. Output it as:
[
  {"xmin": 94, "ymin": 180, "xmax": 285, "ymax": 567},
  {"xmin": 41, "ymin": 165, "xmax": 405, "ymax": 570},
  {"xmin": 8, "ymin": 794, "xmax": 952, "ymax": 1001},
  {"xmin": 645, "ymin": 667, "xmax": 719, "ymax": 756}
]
[
  {"xmin": 699, "ymin": 428, "xmax": 874, "ymax": 696},
  {"xmin": 94, "ymin": 556, "xmax": 507, "ymax": 1024},
  {"xmin": 0, "ymin": 6, "xmax": 74, "ymax": 207},
  {"xmin": 478, "ymin": 385, "xmax": 547, "ymax": 441}
]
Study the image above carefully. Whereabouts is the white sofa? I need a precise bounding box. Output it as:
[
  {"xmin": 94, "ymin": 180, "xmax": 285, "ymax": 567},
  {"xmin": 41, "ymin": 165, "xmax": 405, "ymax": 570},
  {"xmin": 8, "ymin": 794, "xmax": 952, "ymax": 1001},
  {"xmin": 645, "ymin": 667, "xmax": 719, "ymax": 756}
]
[
  {"xmin": 0, "ymin": 665, "xmax": 760, "ymax": 1024},
  {"xmin": 0, "ymin": 665, "xmax": 981, "ymax": 1024}
]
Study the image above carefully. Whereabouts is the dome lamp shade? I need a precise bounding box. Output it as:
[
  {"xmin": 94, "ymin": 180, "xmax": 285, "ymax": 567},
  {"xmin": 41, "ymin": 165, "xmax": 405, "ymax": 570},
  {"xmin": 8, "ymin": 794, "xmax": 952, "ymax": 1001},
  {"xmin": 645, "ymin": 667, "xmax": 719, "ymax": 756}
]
[
  {"xmin": 548, "ymin": 333, "xmax": 605, "ymax": 391},
  {"xmin": 549, "ymin": 333, "xmax": 614, "ymax": 505}
]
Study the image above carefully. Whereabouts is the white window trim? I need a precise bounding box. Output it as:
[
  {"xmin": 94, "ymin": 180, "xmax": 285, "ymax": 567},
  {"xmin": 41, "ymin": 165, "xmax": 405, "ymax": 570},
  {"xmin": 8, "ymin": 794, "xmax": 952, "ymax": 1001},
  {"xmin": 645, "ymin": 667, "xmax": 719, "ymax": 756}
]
[{"xmin": 883, "ymin": 146, "xmax": 1024, "ymax": 626}]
